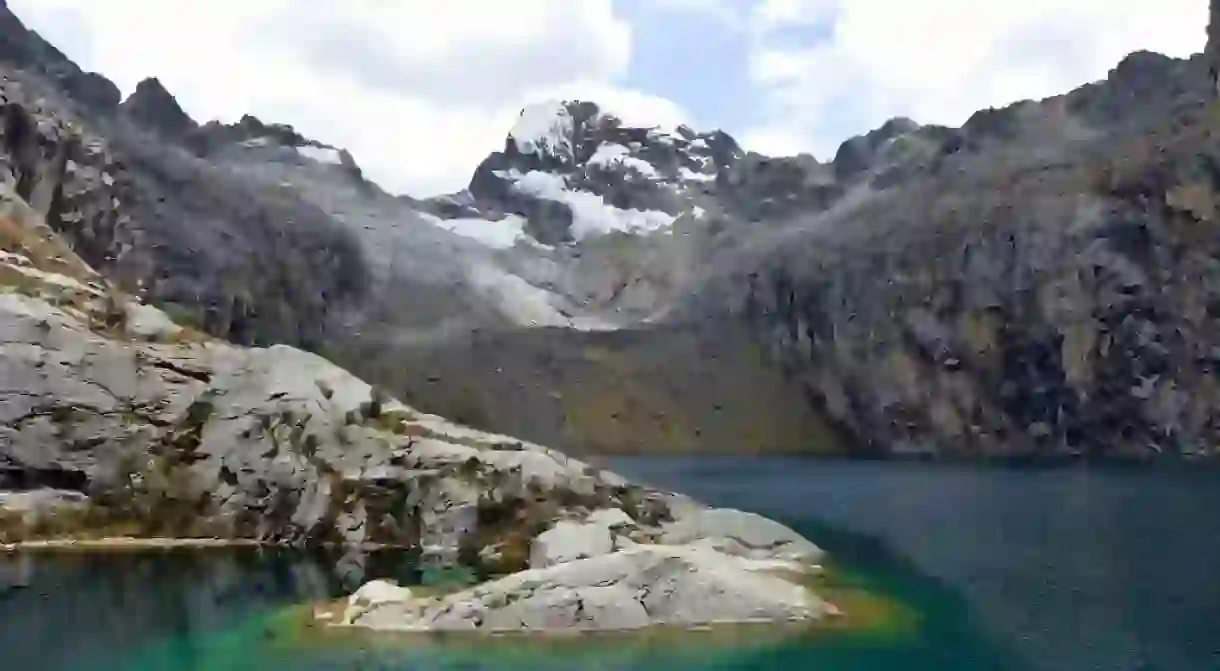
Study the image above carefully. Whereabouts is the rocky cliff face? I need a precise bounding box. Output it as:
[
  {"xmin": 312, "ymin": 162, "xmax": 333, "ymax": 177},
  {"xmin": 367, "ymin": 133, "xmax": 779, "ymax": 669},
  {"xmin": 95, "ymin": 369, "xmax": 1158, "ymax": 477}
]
[
  {"xmin": 0, "ymin": 66, "xmax": 370, "ymax": 352},
  {"xmin": 0, "ymin": 186, "xmax": 679, "ymax": 570},
  {"xmin": 0, "ymin": 0, "xmax": 117, "ymax": 112},
  {"xmin": 0, "ymin": 179, "xmax": 835, "ymax": 626},
  {"xmin": 686, "ymin": 52, "xmax": 1220, "ymax": 460}
]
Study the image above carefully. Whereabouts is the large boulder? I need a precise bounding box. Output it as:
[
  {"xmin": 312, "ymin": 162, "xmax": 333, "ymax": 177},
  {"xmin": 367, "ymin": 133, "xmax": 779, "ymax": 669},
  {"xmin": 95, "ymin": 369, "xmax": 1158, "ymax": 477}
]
[
  {"xmin": 662, "ymin": 508, "xmax": 824, "ymax": 563},
  {"xmin": 528, "ymin": 520, "xmax": 614, "ymax": 569}
]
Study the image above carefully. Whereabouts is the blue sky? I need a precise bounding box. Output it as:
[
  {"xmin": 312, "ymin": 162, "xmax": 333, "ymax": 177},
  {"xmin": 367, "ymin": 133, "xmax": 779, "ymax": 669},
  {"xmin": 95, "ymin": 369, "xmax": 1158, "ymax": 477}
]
[
  {"xmin": 9, "ymin": 0, "xmax": 1206, "ymax": 196},
  {"xmin": 617, "ymin": 0, "xmax": 760, "ymax": 133}
]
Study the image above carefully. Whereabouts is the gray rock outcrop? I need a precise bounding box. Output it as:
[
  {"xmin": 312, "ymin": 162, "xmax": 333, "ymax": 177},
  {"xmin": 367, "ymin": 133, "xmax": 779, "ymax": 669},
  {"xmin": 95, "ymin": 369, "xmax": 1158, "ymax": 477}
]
[
  {"xmin": 661, "ymin": 508, "xmax": 824, "ymax": 562},
  {"xmin": 339, "ymin": 538, "xmax": 828, "ymax": 633},
  {"xmin": 0, "ymin": 180, "xmax": 837, "ymax": 635},
  {"xmin": 528, "ymin": 520, "xmax": 614, "ymax": 569},
  {"xmin": 0, "ymin": 195, "xmax": 661, "ymax": 554}
]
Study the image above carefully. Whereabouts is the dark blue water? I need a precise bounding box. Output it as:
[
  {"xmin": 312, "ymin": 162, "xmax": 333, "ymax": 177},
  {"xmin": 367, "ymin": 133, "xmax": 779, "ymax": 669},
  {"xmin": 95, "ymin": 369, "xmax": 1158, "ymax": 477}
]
[
  {"xmin": 612, "ymin": 458, "xmax": 1220, "ymax": 671},
  {"xmin": 1, "ymin": 459, "xmax": 1217, "ymax": 670}
]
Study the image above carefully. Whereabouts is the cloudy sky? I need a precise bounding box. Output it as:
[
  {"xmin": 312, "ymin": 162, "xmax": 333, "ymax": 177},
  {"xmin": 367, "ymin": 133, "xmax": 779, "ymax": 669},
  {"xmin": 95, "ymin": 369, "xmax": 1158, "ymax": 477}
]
[{"xmin": 10, "ymin": 0, "xmax": 1206, "ymax": 197}]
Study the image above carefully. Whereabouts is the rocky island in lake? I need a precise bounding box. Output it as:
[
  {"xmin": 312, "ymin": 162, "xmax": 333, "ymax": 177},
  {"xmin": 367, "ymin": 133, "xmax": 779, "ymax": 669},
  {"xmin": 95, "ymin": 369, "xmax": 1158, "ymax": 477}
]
[{"xmin": 335, "ymin": 507, "xmax": 830, "ymax": 633}]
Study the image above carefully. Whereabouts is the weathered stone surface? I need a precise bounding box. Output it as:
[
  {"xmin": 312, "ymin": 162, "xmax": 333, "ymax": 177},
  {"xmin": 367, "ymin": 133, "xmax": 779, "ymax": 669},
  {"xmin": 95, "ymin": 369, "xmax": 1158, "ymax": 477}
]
[
  {"xmin": 122, "ymin": 300, "xmax": 183, "ymax": 342},
  {"xmin": 586, "ymin": 507, "xmax": 636, "ymax": 530},
  {"xmin": 341, "ymin": 542, "xmax": 826, "ymax": 633},
  {"xmin": 529, "ymin": 520, "xmax": 614, "ymax": 569},
  {"xmin": 0, "ymin": 489, "xmax": 88, "ymax": 518},
  {"xmin": 0, "ymin": 207, "xmax": 653, "ymax": 554},
  {"xmin": 662, "ymin": 508, "xmax": 823, "ymax": 563}
]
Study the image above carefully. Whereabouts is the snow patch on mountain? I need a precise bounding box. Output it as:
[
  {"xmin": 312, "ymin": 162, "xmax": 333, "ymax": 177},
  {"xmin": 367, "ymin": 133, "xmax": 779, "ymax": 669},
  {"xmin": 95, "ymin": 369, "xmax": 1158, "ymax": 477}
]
[
  {"xmin": 513, "ymin": 170, "xmax": 568, "ymax": 197},
  {"xmin": 510, "ymin": 101, "xmax": 574, "ymax": 160},
  {"xmin": 297, "ymin": 144, "xmax": 344, "ymax": 165},
  {"xmin": 467, "ymin": 264, "xmax": 615, "ymax": 331},
  {"xmin": 679, "ymin": 166, "xmax": 715, "ymax": 182},
  {"xmin": 511, "ymin": 170, "xmax": 675, "ymax": 239},
  {"xmin": 419, "ymin": 212, "xmax": 534, "ymax": 250},
  {"xmin": 588, "ymin": 142, "xmax": 659, "ymax": 178}
]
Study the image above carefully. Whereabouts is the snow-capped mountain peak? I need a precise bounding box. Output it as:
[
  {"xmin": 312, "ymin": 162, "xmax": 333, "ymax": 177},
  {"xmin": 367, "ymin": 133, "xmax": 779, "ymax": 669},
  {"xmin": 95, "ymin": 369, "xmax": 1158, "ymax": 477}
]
[
  {"xmin": 508, "ymin": 100, "xmax": 577, "ymax": 162},
  {"xmin": 430, "ymin": 99, "xmax": 745, "ymax": 246}
]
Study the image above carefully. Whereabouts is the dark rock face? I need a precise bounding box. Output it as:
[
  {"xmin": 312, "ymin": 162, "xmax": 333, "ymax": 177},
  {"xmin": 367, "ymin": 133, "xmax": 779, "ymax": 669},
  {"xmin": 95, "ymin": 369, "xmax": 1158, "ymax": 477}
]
[
  {"xmin": 185, "ymin": 114, "xmax": 311, "ymax": 156},
  {"xmin": 1065, "ymin": 51, "xmax": 1205, "ymax": 130},
  {"xmin": 689, "ymin": 56, "xmax": 1220, "ymax": 460},
  {"xmin": 70, "ymin": 72, "xmax": 121, "ymax": 113},
  {"xmin": 723, "ymin": 153, "xmax": 840, "ymax": 223},
  {"xmin": 119, "ymin": 77, "xmax": 197, "ymax": 139},
  {"xmin": 0, "ymin": 82, "xmax": 134, "ymax": 280},
  {"xmin": 831, "ymin": 117, "xmax": 920, "ymax": 180},
  {"xmin": 0, "ymin": 3, "xmax": 119, "ymax": 112},
  {"xmin": 0, "ymin": 72, "xmax": 369, "ymax": 351}
]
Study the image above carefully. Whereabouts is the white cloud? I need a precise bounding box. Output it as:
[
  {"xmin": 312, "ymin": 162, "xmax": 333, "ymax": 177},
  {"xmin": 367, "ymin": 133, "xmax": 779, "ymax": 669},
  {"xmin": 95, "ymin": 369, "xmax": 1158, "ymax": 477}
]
[
  {"xmin": 7, "ymin": 0, "xmax": 691, "ymax": 197},
  {"xmin": 11, "ymin": 0, "xmax": 1207, "ymax": 189},
  {"xmin": 740, "ymin": 0, "xmax": 1207, "ymax": 158}
]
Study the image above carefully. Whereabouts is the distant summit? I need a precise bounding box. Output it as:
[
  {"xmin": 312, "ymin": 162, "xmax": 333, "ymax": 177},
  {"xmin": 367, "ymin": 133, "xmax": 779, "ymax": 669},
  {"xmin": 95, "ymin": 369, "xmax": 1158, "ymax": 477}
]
[
  {"xmin": 425, "ymin": 100, "xmax": 744, "ymax": 245},
  {"xmin": 120, "ymin": 77, "xmax": 197, "ymax": 139}
]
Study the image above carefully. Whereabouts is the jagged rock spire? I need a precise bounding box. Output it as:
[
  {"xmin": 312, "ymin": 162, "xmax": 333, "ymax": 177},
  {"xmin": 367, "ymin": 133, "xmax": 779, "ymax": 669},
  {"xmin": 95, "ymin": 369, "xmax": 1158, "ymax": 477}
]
[{"xmin": 119, "ymin": 77, "xmax": 197, "ymax": 139}]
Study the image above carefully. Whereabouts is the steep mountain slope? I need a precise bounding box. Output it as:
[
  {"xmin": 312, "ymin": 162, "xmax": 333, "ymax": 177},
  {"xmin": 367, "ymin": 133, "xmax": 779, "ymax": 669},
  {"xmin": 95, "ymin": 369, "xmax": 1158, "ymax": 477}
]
[
  {"xmin": 0, "ymin": 3, "xmax": 833, "ymax": 456},
  {"xmin": 686, "ymin": 51, "xmax": 1220, "ymax": 459},
  {"xmin": 0, "ymin": 167, "xmax": 703, "ymax": 581},
  {"xmin": 4, "ymin": 1, "xmax": 1220, "ymax": 460},
  {"xmin": 420, "ymin": 100, "xmax": 842, "ymax": 324}
]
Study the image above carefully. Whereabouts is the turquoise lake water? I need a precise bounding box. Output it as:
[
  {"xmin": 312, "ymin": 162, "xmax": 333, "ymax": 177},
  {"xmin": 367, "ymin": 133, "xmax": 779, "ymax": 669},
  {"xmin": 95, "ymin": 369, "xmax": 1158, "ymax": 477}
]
[{"xmin": 2, "ymin": 458, "xmax": 1218, "ymax": 670}]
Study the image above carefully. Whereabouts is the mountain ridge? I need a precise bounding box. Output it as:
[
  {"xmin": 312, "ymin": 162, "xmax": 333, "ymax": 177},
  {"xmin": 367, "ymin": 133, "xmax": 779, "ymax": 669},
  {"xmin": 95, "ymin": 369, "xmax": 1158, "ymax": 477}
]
[{"xmin": 3, "ymin": 1, "xmax": 1220, "ymax": 460}]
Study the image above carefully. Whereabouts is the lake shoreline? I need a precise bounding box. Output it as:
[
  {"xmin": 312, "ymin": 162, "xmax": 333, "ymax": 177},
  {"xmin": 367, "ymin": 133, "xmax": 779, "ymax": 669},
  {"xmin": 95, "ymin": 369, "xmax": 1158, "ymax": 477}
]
[
  {"xmin": 0, "ymin": 536, "xmax": 266, "ymax": 553},
  {"xmin": 624, "ymin": 452, "xmax": 1220, "ymax": 470},
  {"xmin": 0, "ymin": 537, "xmax": 419, "ymax": 554}
]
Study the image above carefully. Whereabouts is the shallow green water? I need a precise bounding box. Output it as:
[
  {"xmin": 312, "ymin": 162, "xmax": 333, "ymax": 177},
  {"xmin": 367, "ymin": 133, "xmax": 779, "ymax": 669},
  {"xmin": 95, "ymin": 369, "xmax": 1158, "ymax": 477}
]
[
  {"xmin": 3, "ymin": 459, "xmax": 1218, "ymax": 670},
  {"xmin": 98, "ymin": 526, "xmax": 1015, "ymax": 671},
  {"xmin": 0, "ymin": 524, "xmax": 1015, "ymax": 669}
]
